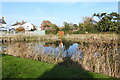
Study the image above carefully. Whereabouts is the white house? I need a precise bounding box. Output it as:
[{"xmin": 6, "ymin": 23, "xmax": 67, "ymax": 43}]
[
  {"xmin": 0, "ymin": 17, "xmax": 8, "ymax": 31},
  {"xmin": 22, "ymin": 22, "xmax": 35, "ymax": 30},
  {"xmin": 11, "ymin": 20, "xmax": 45, "ymax": 35},
  {"xmin": 11, "ymin": 21, "xmax": 35, "ymax": 31},
  {"xmin": 11, "ymin": 22, "xmax": 21, "ymax": 29}
]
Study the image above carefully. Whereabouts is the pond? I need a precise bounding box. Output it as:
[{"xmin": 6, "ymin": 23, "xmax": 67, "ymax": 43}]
[
  {"xmin": 1, "ymin": 41, "xmax": 83, "ymax": 58},
  {"xmin": 1, "ymin": 40, "xmax": 120, "ymax": 78}
]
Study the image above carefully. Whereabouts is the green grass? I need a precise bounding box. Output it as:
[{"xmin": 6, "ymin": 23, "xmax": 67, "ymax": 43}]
[{"xmin": 1, "ymin": 54, "xmax": 118, "ymax": 79}]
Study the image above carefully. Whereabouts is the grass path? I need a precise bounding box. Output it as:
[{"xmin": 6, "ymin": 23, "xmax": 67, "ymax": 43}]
[{"xmin": 2, "ymin": 54, "xmax": 117, "ymax": 79}]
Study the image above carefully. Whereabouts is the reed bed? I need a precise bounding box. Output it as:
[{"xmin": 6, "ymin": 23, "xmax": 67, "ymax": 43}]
[
  {"xmin": 0, "ymin": 34, "xmax": 58, "ymax": 43},
  {"xmin": 1, "ymin": 33, "xmax": 120, "ymax": 43},
  {"xmin": 64, "ymin": 34, "xmax": 120, "ymax": 44},
  {"xmin": 78, "ymin": 42, "xmax": 120, "ymax": 78}
]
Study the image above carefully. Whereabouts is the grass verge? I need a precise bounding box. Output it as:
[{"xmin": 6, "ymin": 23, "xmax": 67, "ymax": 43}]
[{"xmin": 2, "ymin": 54, "xmax": 118, "ymax": 79}]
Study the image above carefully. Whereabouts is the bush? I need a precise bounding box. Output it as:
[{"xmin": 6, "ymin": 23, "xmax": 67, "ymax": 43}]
[{"xmin": 15, "ymin": 26, "xmax": 25, "ymax": 32}]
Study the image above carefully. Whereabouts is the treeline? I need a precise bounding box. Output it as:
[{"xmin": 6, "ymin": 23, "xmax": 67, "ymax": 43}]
[
  {"xmin": 44, "ymin": 12, "xmax": 120, "ymax": 34},
  {"xmin": 61, "ymin": 12, "xmax": 120, "ymax": 34}
]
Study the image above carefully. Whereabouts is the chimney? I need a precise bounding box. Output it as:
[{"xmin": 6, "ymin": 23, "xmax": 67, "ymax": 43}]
[
  {"xmin": 16, "ymin": 21, "xmax": 18, "ymax": 24},
  {"xmin": 22, "ymin": 20, "xmax": 24, "ymax": 23},
  {"xmin": 2, "ymin": 16, "xmax": 4, "ymax": 20}
]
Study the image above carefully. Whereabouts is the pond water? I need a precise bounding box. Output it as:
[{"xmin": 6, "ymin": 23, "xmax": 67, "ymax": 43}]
[
  {"xmin": 1, "ymin": 41, "xmax": 83, "ymax": 58},
  {"xmin": 34, "ymin": 42, "xmax": 83, "ymax": 58},
  {"xmin": 1, "ymin": 40, "xmax": 120, "ymax": 78}
]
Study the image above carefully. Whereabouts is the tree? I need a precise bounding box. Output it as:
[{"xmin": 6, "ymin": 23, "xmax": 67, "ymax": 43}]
[
  {"xmin": 41, "ymin": 20, "xmax": 52, "ymax": 28},
  {"xmin": 93, "ymin": 12, "xmax": 120, "ymax": 32},
  {"xmin": 50, "ymin": 24, "xmax": 59, "ymax": 34},
  {"xmin": 68, "ymin": 23, "xmax": 74, "ymax": 29},
  {"xmin": 73, "ymin": 24, "xmax": 78, "ymax": 29},
  {"xmin": 63, "ymin": 22, "xmax": 70, "ymax": 30},
  {"xmin": 50, "ymin": 24, "xmax": 59, "ymax": 30},
  {"xmin": 82, "ymin": 17, "xmax": 93, "ymax": 23},
  {"xmin": 79, "ymin": 17, "xmax": 95, "ymax": 32},
  {"xmin": 63, "ymin": 22, "xmax": 71, "ymax": 32},
  {"xmin": 93, "ymin": 13, "xmax": 107, "ymax": 19}
]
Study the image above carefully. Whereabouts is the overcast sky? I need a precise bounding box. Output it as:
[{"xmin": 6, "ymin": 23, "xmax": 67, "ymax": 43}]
[{"xmin": 1, "ymin": 2, "xmax": 119, "ymax": 27}]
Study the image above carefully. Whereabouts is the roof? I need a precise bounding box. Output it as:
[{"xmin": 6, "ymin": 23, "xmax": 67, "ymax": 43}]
[
  {"xmin": 0, "ymin": 19, "xmax": 7, "ymax": 24},
  {"xmin": 11, "ymin": 22, "xmax": 26, "ymax": 26}
]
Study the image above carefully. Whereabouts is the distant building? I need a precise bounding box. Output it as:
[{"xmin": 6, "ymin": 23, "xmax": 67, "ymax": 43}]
[
  {"xmin": 34, "ymin": 30, "xmax": 45, "ymax": 35},
  {"xmin": 37, "ymin": 27, "xmax": 42, "ymax": 31},
  {"xmin": 34, "ymin": 26, "xmax": 45, "ymax": 35},
  {"xmin": 0, "ymin": 16, "xmax": 8, "ymax": 31},
  {"xmin": 11, "ymin": 20, "xmax": 45, "ymax": 35},
  {"xmin": 11, "ymin": 20, "xmax": 36, "ymax": 31}
]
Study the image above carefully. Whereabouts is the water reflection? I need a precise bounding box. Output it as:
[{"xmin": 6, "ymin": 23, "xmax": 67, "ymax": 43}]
[
  {"xmin": 1, "ymin": 40, "xmax": 120, "ymax": 78},
  {"xmin": 34, "ymin": 41, "xmax": 82, "ymax": 58}
]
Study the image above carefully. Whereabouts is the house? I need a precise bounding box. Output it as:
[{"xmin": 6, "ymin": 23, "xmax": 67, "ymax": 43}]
[
  {"xmin": 11, "ymin": 20, "xmax": 36, "ymax": 32},
  {"xmin": 22, "ymin": 22, "xmax": 36, "ymax": 31},
  {"xmin": 0, "ymin": 16, "xmax": 8, "ymax": 32}
]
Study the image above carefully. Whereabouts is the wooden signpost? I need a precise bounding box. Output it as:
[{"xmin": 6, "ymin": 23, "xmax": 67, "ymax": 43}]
[{"xmin": 58, "ymin": 31, "xmax": 64, "ymax": 48}]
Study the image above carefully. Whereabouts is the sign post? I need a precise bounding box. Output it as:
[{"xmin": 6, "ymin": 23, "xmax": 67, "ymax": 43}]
[{"xmin": 58, "ymin": 31, "xmax": 64, "ymax": 47}]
